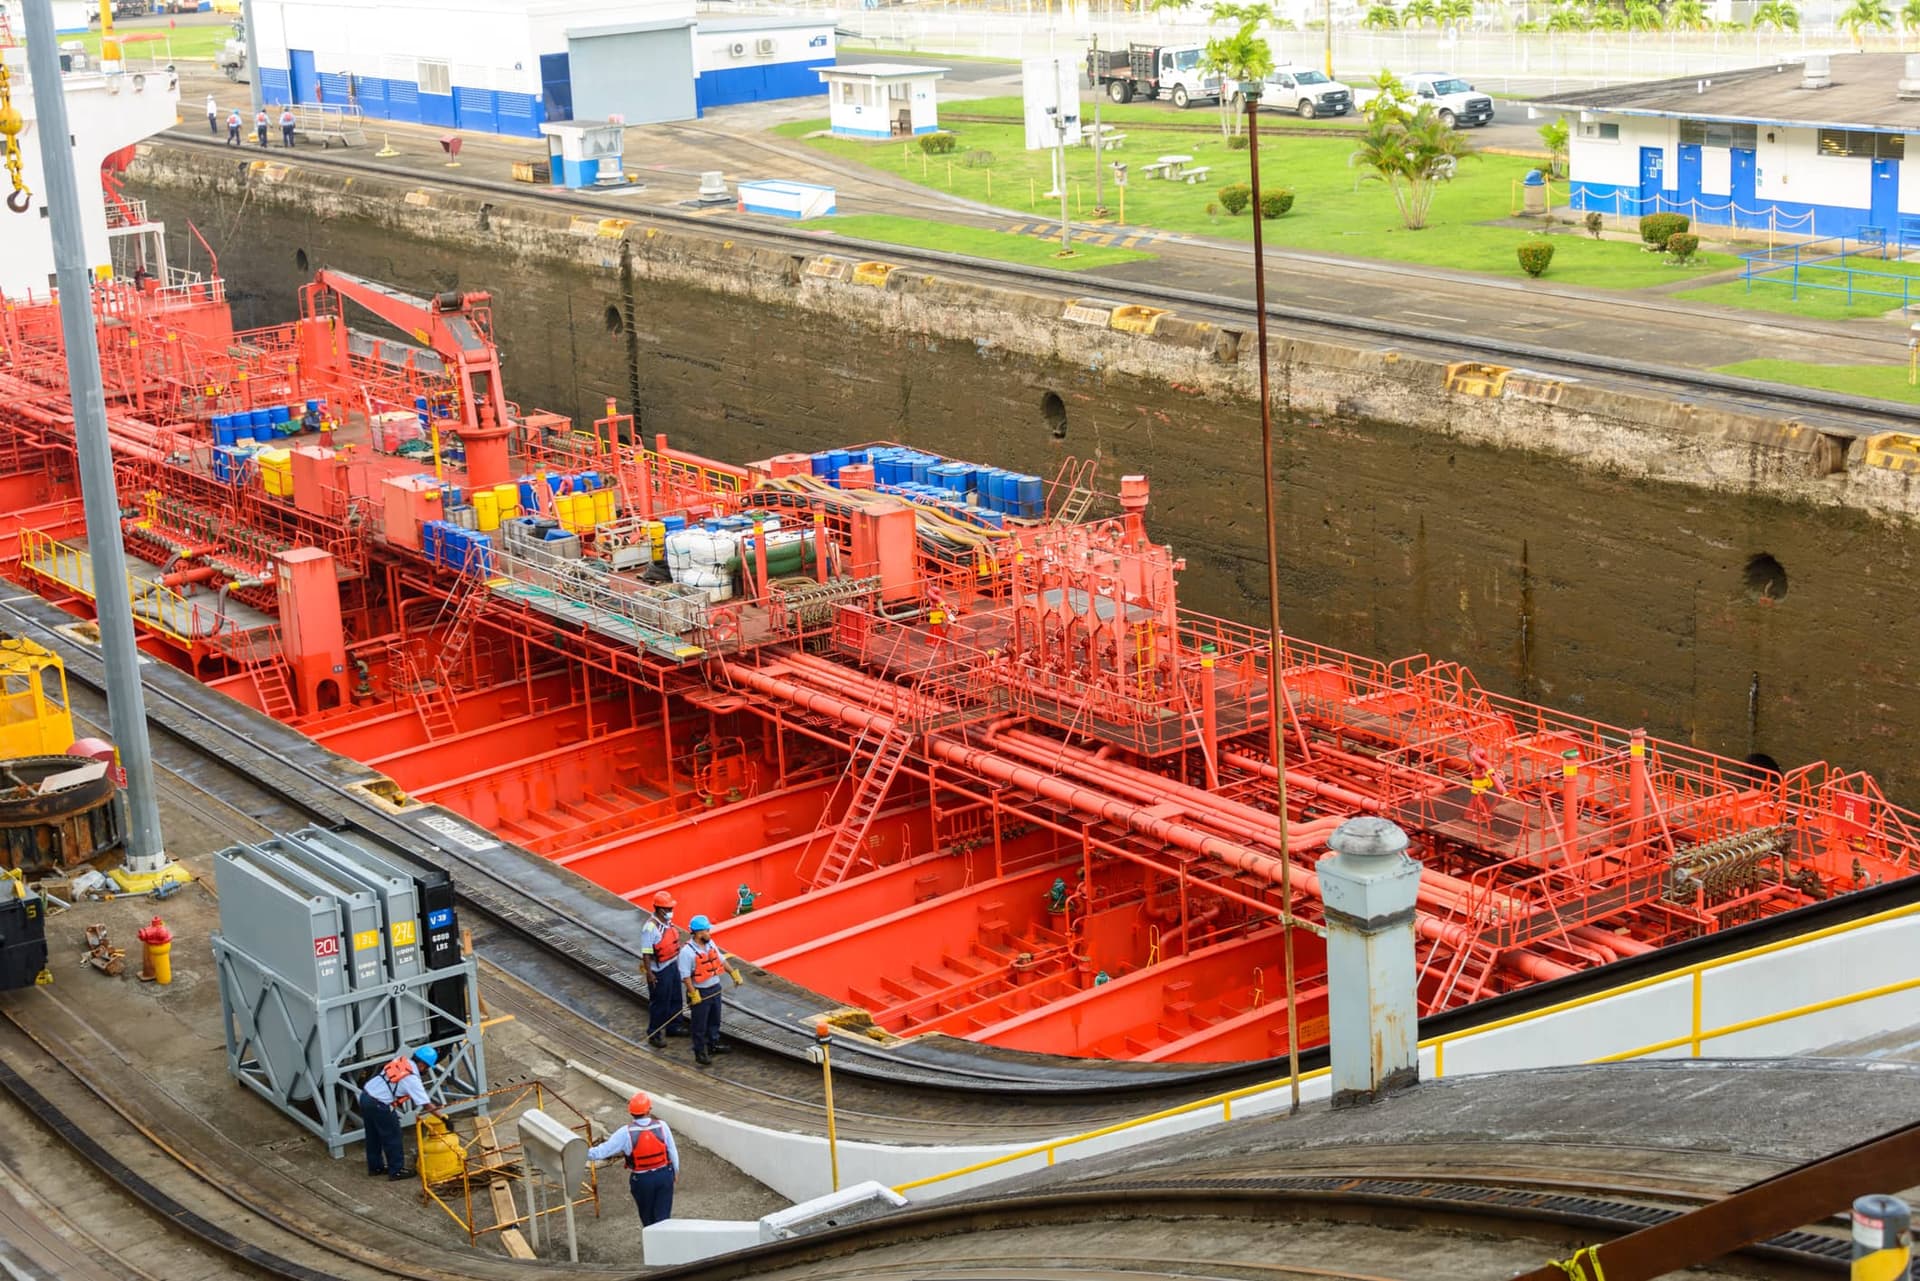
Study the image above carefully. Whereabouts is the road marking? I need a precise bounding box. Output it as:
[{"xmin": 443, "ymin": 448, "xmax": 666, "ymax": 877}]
[{"xmin": 1404, "ymin": 310, "xmax": 1465, "ymax": 323}]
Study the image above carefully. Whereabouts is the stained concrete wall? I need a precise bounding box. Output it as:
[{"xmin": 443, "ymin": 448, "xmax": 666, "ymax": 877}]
[{"xmin": 127, "ymin": 146, "xmax": 1920, "ymax": 804}]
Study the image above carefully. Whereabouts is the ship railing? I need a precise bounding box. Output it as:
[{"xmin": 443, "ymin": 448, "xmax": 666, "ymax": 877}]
[
  {"xmin": 15, "ymin": 528, "xmax": 241, "ymax": 648},
  {"xmin": 1780, "ymin": 763, "xmax": 1920, "ymax": 878}
]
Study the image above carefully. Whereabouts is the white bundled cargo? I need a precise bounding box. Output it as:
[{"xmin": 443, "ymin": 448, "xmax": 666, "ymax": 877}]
[{"xmin": 665, "ymin": 526, "xmax": 740, "ymax": 602}]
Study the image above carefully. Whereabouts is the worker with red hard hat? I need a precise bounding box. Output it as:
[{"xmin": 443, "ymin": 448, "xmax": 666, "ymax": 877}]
[
  {"xmin": 677, "ymin": 915, "xmax": 743, "ymax": 1068},
  {"xmin": 639, "ymin": 890, "xmax": 689, "ymax": 1048},
  {"xmin": 359, "ymin": 1045, "xmax": 442, "ymax": 1181},
  {"xmin": 588, "ymin": 1090, "xmax": 679, "ymax": 1226}
]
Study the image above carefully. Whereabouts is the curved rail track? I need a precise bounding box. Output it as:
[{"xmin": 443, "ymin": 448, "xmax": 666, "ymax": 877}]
[{"xmin": 159, "ymin": 133, "xmax": 1920, "ymax": 436}]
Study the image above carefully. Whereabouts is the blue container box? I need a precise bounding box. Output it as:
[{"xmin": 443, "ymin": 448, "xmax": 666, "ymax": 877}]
[
  {"xmin": 810, "ymin": 452, "xmax": 832, "ymax": 477},
  {"xmin": 248, "ymin": 409, "xmax": 271, "ymax": 432},
  {"xmin": 421, "ymin": 520, "xmax": 447, "ymax": 566},
  {"xmin": 1016, "ymin": 474, "xmax": 1044, "ymax": 518},
  {"xmin": 660, "ymin": 514, "xmax": 688, "ymax": 532},
  {"xmin": 828, "ymin": 448, "xmax": 850, "ymax": 475}
]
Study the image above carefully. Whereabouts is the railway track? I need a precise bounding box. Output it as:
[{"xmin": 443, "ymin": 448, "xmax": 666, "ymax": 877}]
[{"xmin": 155, "ymin": 133, "xmax": 1920, "ymax": 436}]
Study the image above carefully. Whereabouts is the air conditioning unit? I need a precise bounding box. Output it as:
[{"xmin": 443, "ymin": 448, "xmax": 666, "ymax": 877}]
[
  {"xmin": 755, "ymin": 37, "xmax": 777, "ymax": 55},
  {"xmin": 728, "ymin": 40, "xmax": 747, "ymax": 57}
]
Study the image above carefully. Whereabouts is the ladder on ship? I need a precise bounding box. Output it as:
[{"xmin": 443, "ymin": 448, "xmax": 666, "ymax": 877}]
[
  {"xmin": 228, "ymin": 627, "xmax": 298, "ymax": 724},
  {"xmin": 807, "ymin": 722, "xmax": 914, "ymax": 888},
  {"xmin": 431, "ymin": 554, "xmax": 496, "ymax": 689},
  {"xmin": 1051, "ymin": 457, "xmax": 1098, "ymax": 525}
]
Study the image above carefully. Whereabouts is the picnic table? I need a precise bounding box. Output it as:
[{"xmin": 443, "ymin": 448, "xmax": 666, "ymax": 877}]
[
  {"xmin": 1082, "ymin": 125, "xmax": 1127, "ymax": 150},
  {"xmin": 1146, "ymin": 153, "xmax": 1193, "ymax": 180}
]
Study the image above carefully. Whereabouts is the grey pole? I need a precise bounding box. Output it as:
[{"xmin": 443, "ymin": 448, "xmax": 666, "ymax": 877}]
[
  {"xmin": 240, "ymin": 0, "xmax": 264, "ymax": 116},
  {"xmin": 21, "ymin": 0, "xmax": 168, "ymax": 875},
  {"xmin": 1319, "ymin": 816, "xmax": 1421, "ymax": 1108}
]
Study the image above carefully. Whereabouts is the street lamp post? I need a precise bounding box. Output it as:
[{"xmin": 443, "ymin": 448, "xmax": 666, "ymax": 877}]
[{"xmin": 1242, "ymin": 81, "xmax": 1303, "ymax": 1114}]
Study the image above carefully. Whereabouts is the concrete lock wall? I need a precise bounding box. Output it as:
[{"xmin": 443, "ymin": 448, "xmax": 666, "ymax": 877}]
[
  {"xmin": 123, "ymin": 145, "xmax": 1920, "ymax": 806},
  {"xmin": 574, "ymin": 905, "xmax": 1920, "ymax": 1236}
]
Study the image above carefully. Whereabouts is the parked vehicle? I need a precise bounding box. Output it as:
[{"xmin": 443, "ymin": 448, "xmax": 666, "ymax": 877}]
[
  {"xmin": 1239, "ymin": 64, "xmax": 1354, "ymax": 118},
  {"xmin": 1399, "ymin": 73, "xmax": 1495, "ymax": 128},
  {"xmin": 1086, "ymin": 43, "xmax": 1223, "ymax": 109}
]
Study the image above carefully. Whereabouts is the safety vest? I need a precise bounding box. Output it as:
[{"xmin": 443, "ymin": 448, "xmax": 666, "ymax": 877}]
[
  {"xmin": 624, "ymin": 1119, "xmax": 671, "ymax": 1172},
  {"xmin": 227, "ymin": 113, "xmax": 241, "ymax": 128},
  {"xmin": 651, "ymin": 921, "xmax": 681, "ymax": 965},
  {"xmin": 280, "ymin": 111, "xmax": 294, "ymax": 126},
  {"xmin": 689, "ymin": 942, "xmax": 726, "ymax": 987},
  {"xmin": 255, "ymin": 111, "xmax": 268, "ymax": 126},
  {"xmin": 380, "ymin": 1055, "xmax": 417, "ymax": 1087}
]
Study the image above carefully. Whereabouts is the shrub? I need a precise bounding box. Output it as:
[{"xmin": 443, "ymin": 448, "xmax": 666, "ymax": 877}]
[
  {"xmin": 960, "ymin": 149, "xmax": 996, "ymax": 168},
  {"xmin": 1638, "ymin": 211, "xmax": 1690, "ymax": 249},
  {"xmin": 1584, "ymin": 211, "xmax": 1605, "ymax": 239},
  {"xmin": 1218, "ymin": 182, "xmax": 1253, "ymax": 215},
  {"xmin": 1227, "ymin": 134, "xmax": 1251, "ymax": 150},
  {"xmin": 1206, "ymin": 201, "xmax": 1221, "ymax": 218},
  {"xmin": 1516, "ymin": 241, "xmax": 1555, "ymax": 278},
  {"xmin": 1666, "ymin": 232, "xmax": 1700, "ymax": 263},
  {"xmin": 918, "ymin": 132, "xmax": 959, "ymax": 155},
  {"xmin": 1260, "ymin": 188, "xmax": 1295, "ymax": 218}
]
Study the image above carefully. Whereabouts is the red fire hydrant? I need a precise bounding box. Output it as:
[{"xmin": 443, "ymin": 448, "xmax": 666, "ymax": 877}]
[{"xmin": 136, "ymin": 916, "xmax": 174, "ymax": 986}]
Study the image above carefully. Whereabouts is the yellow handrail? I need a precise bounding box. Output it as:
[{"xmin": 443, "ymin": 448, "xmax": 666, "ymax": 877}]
[
  {"xmin": 16, "ymin": 527, "xmax": 207, "ymax": 646},
  {"xmin": 892, "ymin": 895, "xmax": 1920, "ymax": 1196}
]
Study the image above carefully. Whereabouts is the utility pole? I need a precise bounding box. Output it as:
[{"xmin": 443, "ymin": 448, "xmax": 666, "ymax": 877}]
[
  {"xmin": 1243, "ymin": 81, "xmax": 1302, "ymax": 1113},
  {"xmin": 1091, "ymin": 34, "xmax": 1107, "ymax": 217},
  {"xmin": 21, "ymin": 0, "xmax": 179, "ymax": 893},
  {"xmin": 240, "ymin": 0, "xmax": 264, "ymax": 115},
  {"xmin": 1048, "ymin": 14, "xmax": 1072, "ymax": 254},
  {"xmin": 1325, "ymin": 0, "xmax": 1335, "ymax": 77}
]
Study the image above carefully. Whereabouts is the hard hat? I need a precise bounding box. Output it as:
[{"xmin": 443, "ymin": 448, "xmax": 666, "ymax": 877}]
[
  {"xmin": 412, "ymin": 1045, "xmax": 439, "ymax": 1069},
  {"xmin": 653, "ymin": 891, "xmax": 676, "ymax": 909},
  {"xmin": 628, "ymin": 1090, "xmax": 652, "ymax": 1116},
  {"xmin": 688, "ymin": 914, "xmax": 712, "ymax": 932}
]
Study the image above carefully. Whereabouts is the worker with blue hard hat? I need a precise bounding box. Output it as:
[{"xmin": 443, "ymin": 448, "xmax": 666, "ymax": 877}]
[
  {"xmin": 677, "ymin": 915, "xmax": 743, "ymax": 1067},
  {"xmin": 360, "ymin": 1045, "xmax": 443, "ymax": 1181},
  {"xmin": 588, "ymin": 1090, "xmax": 679, "ymax": 1226}
]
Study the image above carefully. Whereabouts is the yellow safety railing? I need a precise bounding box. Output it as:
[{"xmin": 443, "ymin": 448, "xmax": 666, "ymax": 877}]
[
  {"xmin": 16, "ymin": 527, "xmax": 207, "ymax": 647},
  {"xmin": 893, "ymin": 896, "xmax": 1920, "ymax": 1196}
]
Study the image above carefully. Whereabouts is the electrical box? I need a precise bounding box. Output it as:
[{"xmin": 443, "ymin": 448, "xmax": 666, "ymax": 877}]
[{"xmin": 274, "ymin": 548, "xmax": 347, "ymax": 717}]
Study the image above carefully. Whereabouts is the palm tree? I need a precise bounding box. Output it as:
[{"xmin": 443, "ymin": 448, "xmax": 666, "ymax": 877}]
[
  {"xmin": 1544, "ymin": 6, "xmax": 1589, "ymax": 28},
  {"xmin": 1193, "ymin": 2, "xmax": 1276, "ymax": 138},
  {"xmin": 1903, "ymin": 0, "xmax": 1920, "ymax": 28},
  {"xmin": 1362, "ymin": 2, "xmax": 1402, "ymax": 24},
  {"xmin": 1838, "ymin": 0, "xmax": 1893, "ymax": 44},
  {"xmin": 1624, "ymin": 1, "xmax": 1663, "ymax": 27},
  {"xmin": 1589, "ymin": 6, "xmax": 1628, "ymax": 28},
  {"xmin": 1750, "ymin": 0, "xmax": 1800, "ymax": 29},
  {"xmin": 1352, "ymin": 106, "xmax": 1478, "ymax": 230},
  {"xmin": 1402, "ymin": 0, "xmax": 1440, "ymax": 25},
  {"xmin": 1666, "ymin": 0, "xmax": 1709, "ymax": 29},
  {"xmin": 1437, "ymin": 0, "xmax": 1475, "ymax": 29}
]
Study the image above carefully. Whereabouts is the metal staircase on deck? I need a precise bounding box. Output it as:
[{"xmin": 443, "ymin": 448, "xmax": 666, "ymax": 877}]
[
  {"xmin": 807, "ymin": 723, "xmax": 914, "ymax": 888},
  {"xmin": 1050, "ymin": 457, "xmax": 1098, "ymax": 525},
  {"xmin": 229, "ymin": 627, "xmax": 298, "ymax": 724},
  {"xmin": 431, "ymin": 559, "xmax": 495, "ymax": 688}
]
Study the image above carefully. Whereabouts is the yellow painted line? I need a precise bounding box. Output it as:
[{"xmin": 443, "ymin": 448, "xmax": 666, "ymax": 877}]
[{"xmin": 1122, "ymin": 236, "xmax": 1145, "ymax": 248}]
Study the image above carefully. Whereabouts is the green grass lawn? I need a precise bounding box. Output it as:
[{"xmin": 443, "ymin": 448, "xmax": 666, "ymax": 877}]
[
  {"xmin": 71, "ymin": 22, "xmax": 234, "ymax": 63},
  {"xmin": 944, "ymin": 93, "xmax": 1360, "ymax": 131},
  {"xmin": 1678, "ymin": 255, "xmax": 1920, "ymax": 320},
  {"xmin": 796, "ymin": 213, "xmax": 1154, "ymax": 271},
  {"xmin": 776, "ymin": 118, "xmax": 1736, "ymax": 288},
  {"xmin": 1717, "ymin": 358, "xmax": 1920, "ymax": 403}
]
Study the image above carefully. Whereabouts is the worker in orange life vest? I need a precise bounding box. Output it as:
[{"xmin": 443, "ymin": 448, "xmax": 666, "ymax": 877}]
[
  {"xmin": 254, "ymin": 107, "xmax": 270, "ymax": 147},
  {"xmin": 678, "ymin": 916, "xmax": 743, "ymax": 1067},
  {"xmin": 360, "ymin": 1045, "xmax": 443, "ymax": 1180},
  {"xmin": 639, "ymin": 891, "xmax": 687, "ymax": 1047},
  {"xmin": 588, "ymin": 1090, "xmax": 679, "ymax": 1226}
]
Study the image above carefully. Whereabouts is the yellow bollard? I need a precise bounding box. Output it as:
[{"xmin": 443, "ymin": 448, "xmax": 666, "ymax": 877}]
[
  {"xmin": 1030, "ymin": 177, "xmax": 1036, "ymax": 209},
  {"xmin": 137, "ymin": 916, "xmax": 174, "ymax": 985},
  {"xmin": 987, "ymin": 171, "xmax": 992, "ymax": 198},
  {"xmin": 947, "ymin": 160, "xmax": 953, "ymax": 188}
]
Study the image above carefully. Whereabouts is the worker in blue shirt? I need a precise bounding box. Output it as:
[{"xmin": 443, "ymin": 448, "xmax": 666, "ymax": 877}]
[
  {"xmin": 589, "ymin": 1091, "xmax": 678, "ymax": 1226},
  {"xmin": 677, "ymin": 916, "xmax": 743, "ymax": 1067},
  {"xmin": 360, "ymin": 1045, "xmax": 442, "ymax": 1180}
]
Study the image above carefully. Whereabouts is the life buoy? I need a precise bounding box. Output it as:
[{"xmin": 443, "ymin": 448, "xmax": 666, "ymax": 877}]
[{"xmin": 706, "ymin": 607, "xmax": 740, "ymax": 645}]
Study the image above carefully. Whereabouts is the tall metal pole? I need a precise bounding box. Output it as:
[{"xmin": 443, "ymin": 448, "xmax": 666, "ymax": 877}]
[
  {"xmin": 21, "ymin": 0, "xmax": 168, "ymax": 877},
  {"xmin": 240, "ymin": 0, "xmax": 264, "ymax": 115},
  {"xmin": 1244, "ymin": 87, "xmax": 1301, "ymax": 1113},
  {"xmin": 1325, "ymin": 0, "xmax": 1335, "ymax": 77},
  {"xmin": 1091, "ymin": 34, "xmax": 1106, "ymax": 216}
]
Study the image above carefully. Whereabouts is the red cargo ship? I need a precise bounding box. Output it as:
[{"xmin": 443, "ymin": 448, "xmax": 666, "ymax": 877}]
[{"xmin": 3, "ymin": 252, "xmax": 1916, "ymax": 1064}]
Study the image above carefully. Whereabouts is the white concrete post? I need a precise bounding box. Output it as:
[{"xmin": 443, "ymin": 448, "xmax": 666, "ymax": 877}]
[{"xmin": 1317, "ymin": 816, "xmax": 1422, "ymax": 1108}]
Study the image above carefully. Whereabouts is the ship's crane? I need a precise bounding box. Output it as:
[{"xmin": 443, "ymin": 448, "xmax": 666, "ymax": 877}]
[{"xmin": 303, "ymin": 270, "xmax": 516, "ymax": 489}]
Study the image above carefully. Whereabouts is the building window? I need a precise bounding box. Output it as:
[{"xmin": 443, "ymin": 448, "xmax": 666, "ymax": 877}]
[
  {"xmin": 839, "ymin": 81, "xmax": 854, "ymax": 104},
  {"xmin": 1817, "ymin": 128, "xmax": 1904, "ymax": 159},
  {"xmin": 417, "ymin": 59, "xmax": 451, "ymax": 96},
  {"xmin": 1678, "ymin": 119, "xmax": 1757, "ymax": 148},
  {"xmin": 1578, "ymin": 120, "xmax": 1620, "ymax": 141},
  {"xmin": 887, "ymin": 81, "xmax": 908, "ymax": 102}
]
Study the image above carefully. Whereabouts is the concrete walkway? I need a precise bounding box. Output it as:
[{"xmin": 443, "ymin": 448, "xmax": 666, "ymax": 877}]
[{"xmin": 181, "ymin": 64, "xmax": 1919, "ymax": 385}]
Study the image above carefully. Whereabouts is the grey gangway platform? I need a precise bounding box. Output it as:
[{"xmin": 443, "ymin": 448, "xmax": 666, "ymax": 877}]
[{"xmin": 212, "ymin": 829, "xmax": 487, "ymax": 1157}]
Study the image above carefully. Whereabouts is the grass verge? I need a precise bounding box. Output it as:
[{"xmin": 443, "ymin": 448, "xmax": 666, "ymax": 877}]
[
  {"xmin": 796, "ymin": 213, "xmax": 1155, "ymax": 271},
  {"xmin": 1716, "ymin": 358, "xmax": 1920, "ymax": 403}
]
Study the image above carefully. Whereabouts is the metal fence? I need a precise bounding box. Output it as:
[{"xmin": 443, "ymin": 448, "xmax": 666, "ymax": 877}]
[{"xmin": 1740, "ymin": 232, "xmax": 1920, "ymax": 311}]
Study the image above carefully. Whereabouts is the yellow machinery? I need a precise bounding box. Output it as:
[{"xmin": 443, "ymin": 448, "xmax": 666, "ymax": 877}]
[{"xmin": 0, "ymin": 636, "xmax": 74, "ymax": 760}]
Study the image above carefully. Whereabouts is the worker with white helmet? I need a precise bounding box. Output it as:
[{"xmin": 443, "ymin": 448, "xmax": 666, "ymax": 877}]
[
  {"xmin": 638, "ymin": 890, "xmax": 687, "ymax": 1047},
  {"xmin": 359, "ymin": 1045, "xmax": 442, "ymax": 1181},
  {"xmin": 677, "ymin": 915, "xmax": 743, "ymax": 1067},
  {"xmin": 589, "ymin": 1090, "xmax": 679, "ymax": 1226}
]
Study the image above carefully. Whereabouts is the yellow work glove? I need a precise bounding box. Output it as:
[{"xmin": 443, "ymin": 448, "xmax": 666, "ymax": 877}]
[
  {"xmin": 730, "ymin": 969, "xmax": 744, "ymax": 987},
  {"xmin": 687, "ymin": 987, "xmax": 701, "ymax": 1006}
]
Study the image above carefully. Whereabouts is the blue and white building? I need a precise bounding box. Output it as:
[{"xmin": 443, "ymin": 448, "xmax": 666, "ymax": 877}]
[
  {"xmin": 1538, "ymin": 54, "xmax": 1920, "ymax": 238},
  {"xmin": 816, "ymin": 63, "xmax": 947, "ymax": 139},
  {"xmin": 245, "ymin": 0, "xmax": 834, "ymax": 138}
]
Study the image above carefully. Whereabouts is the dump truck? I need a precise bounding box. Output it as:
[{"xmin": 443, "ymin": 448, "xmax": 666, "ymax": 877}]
[{"xmin": 1086, "ymin": 43, "xmax": 1222, "ymax": 108}]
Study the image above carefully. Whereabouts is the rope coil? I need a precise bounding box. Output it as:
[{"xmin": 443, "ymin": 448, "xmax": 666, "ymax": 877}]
[{"xmin": 1548, "ymin": 1245, "xmax": 1608, "ymax": 1281}]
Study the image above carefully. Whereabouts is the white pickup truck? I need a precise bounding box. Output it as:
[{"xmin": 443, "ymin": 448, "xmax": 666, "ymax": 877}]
[
  {"xmin": 1241, "ymin": 64, "xmax": 1355, "ymax": 118},
  {"xmin": 1398, "ymin": 73, "xmax": 1495, "ymax": 128}
]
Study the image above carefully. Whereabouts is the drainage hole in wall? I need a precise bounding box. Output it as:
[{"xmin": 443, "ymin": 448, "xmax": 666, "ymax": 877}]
[
  {"xmin": 604, "ymin": 304, "xmax": 625, "ymax": 336},
  {"xmin": 1042, "ymin": 391, "xmax": 1067, "ymax": 440},
  {"xmin": 1742, "ymin": 552, "xmax": 1788, "ymax": 601},
  {"xmin": 294, "ymin": 248, "xmax": 310, "ymax": 272}
]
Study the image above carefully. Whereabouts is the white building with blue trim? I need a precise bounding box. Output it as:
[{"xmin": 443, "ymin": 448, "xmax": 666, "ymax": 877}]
[
  {"xmin": 1537, "ymin": 53, "xmax": 1920, "ymax": 240},
  {"xmin": 244, "ymin": 0, "xmax": 832, "ymax": 139}
]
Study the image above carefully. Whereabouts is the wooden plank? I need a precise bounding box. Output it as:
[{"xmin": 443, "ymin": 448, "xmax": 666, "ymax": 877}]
[{"xmin": 498, "ymin": 1224, "xmax": 535, "ymax": 1260}]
